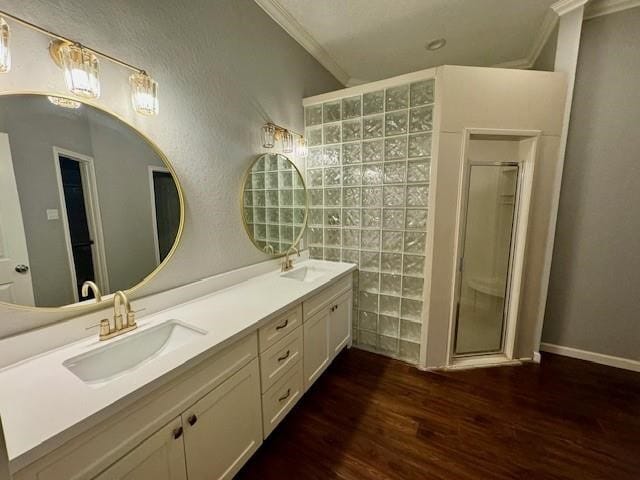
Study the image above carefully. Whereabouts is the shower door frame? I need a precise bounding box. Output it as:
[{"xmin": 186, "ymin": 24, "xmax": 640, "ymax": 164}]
[{"xmin": 446, "ymin": 128, "xmax": 540, "ymax": 368}]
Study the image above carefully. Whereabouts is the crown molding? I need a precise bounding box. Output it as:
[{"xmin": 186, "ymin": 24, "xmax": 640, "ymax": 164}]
[
  {"xmin": 584, "ymin": 0, "xmax": 640, "ymax": 19},
  {"xmin": 254, "ymin": 0, "xmax": 351, "ymax": 86},
  {"xmin": 493, "ymin": 8, "xmax": 559, "ymax": 69},
  {"xmin": 551, "ymin": 0, "xmax": 589, "ymax": 16}
]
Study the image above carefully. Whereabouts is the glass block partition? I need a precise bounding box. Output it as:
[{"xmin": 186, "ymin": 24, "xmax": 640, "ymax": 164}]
[{"xmin": 304, "ymin": 78, "xmax": 435, "ymax": 364}]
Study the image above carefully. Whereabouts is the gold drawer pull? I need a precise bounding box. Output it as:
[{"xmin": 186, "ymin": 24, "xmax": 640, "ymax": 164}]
[
  {"xmin": 278, "ymin": 388, "xmax": 291, "ymax": 402},
  {"xmin": 277, "ymin": 350, "xmax": 291, "ymax": 362},
  {"xmin": 275, "ymin": 319, "xmax": 289, "ymax": 330}
]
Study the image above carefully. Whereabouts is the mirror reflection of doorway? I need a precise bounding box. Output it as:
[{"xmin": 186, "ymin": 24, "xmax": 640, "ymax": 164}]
[
  {"xmin": 59, "ymin": 156, "xmax": 96, "ymax": 300},
  {"xmin": 150, "ymin": 167, "xmax": 180, "ymax": 265},
  {"xmin": 454, "ymin": 163, "xmax": 519, "ymax": 356},
  {"xmin": 55, "ymin": 150, "xmax": 108, "ymax": 303}
]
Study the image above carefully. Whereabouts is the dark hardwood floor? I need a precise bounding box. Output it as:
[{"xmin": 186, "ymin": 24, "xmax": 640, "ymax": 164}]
[{"xmin": 237, "ymin": 349, "xmax": 640, "ymax": 480}]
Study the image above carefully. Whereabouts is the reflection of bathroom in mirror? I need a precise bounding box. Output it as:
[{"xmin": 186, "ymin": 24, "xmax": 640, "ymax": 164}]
[
  {"xmin": 242, "ymin": 153, "xmax": 307, "ymax": 256},
  {"xmin": 0, "ymin": 94, "xmax": 182, "ymax": 309}
]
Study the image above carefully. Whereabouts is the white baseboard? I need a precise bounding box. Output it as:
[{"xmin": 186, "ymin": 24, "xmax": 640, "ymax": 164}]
[
  {"xmin": 532, "ymin": 351, "xmax": 542, "ymax": 363},
  {"xmin": 540, "ymin": 343, "xmax": 640, "ymax": 372}
]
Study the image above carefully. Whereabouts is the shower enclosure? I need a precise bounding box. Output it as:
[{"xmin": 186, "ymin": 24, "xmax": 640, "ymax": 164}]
[{"xmin": 303, "ymin": 66, "xmax": 567, "ymax": 369}]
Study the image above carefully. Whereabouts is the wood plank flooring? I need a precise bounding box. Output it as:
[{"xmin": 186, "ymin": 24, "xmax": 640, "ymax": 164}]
[{"xmin": 237, "ymin": 349, "xmax": 640, "ymax": 480}]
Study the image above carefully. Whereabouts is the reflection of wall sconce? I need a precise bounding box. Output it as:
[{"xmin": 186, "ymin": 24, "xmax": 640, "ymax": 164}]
[
  {"xmin": 47, "ymin": 95, "xmax": 81, "ymax": 109},
  {"xmin": 0, "ymin": 17, "xmax": 10, "ymax": 73},
  {"xmin": 0, "ymin": 10, "xmax": 159, "ymax": 116},
  {"xmin": 261, "ymin": 122, "xmax": 307, "ymax": 158}
]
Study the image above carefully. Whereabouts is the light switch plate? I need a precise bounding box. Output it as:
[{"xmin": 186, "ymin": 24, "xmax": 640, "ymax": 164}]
[{"xmin": 46, "ymin": 209, "xmax": 59, "ymax": 220}]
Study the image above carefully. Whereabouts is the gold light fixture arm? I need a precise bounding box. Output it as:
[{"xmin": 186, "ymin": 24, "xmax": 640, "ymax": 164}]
[{"xmin": 0, "ymin": 9, "xmax": 145, "ymax": 75}]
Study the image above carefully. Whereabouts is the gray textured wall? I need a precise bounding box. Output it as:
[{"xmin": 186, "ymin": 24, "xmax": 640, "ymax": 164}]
[
  {"xmin": 0, "ymin": 0, "xmax": 341, "ymax": 335},
  {"xmin": 543, "ymin": 8, "xmax": 640, "ymax": 360}
]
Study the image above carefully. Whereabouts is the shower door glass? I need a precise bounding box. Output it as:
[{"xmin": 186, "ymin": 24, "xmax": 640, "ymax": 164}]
[{"xmin": 454, "ymin": 164, "xmax": 519, "ymax": 356}]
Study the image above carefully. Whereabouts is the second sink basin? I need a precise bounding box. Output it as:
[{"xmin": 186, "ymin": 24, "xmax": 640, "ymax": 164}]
[
  {"xmin": 281, "ymin": 263, "xmax": 330, "ymax": 283},
  {"xmin": 63, "ymin": 320, "xmax": 207, "ymax": 386}
]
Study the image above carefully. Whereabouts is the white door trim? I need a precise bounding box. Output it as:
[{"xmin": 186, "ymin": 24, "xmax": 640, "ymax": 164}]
[
  {"xmin": 53, "ymin": 147, "xmax": 109, "ymax": 302},
  {"xmin": 148, "ymin": 165, "xmax": 170, "ymax": 267},
  {"xmin": 446, "ymin": 128, "xmax": 540, "ymax": 367}
]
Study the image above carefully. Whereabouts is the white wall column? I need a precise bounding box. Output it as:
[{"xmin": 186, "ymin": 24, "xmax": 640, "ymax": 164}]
[
  {"xmin": 533, "ymin": 0, "xmax": 587, "ymax": 358},
  {"xmin": 0, "ymin": 417, "xmax": 10, "ymax": 480}
]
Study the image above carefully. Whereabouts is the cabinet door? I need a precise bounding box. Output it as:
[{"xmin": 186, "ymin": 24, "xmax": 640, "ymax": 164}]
[
  {"xmin": 182, "ymin": 359, "xmax": 262, "ymax": 480},
  {"xmin": 303, "ymin": 308, "xmax": 330, "ymax": 390},
  {"xmin": 329, "ymin": 291, "xmax": 352, "ymax": 359},
  {"xmin": 93, "ymin": 417, "xmax": 186, "ymax": 480}
]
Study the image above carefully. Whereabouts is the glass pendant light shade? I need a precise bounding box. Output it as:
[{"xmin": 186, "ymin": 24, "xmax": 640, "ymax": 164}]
[
  {"xmin": 58, "ymin": 43, "xmax": 100, "ymax": 98},
  {"xmin": 0, "ymin": 17, "xmax": 10, "ymax": 73},
  {"xmin": 296, "ymin": 137, "xmax": 308, "ymax": 158},
  {"xmin": 282, "ymin": 131, "xmax": 294, "ymax": 153},
  {"xmin": 130, "ymin": 71, "xmax": 159, "ymax": 116},
  {"xmin": 261, "ymin": 124, "xmax": 276, "ymax": 148}
]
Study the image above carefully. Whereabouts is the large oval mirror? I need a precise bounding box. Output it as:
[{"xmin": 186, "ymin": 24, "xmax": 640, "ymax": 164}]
[
  {"xmin": 242, "ymin": 153, "xmax": 307, "ymax": 255},
  {"xmin": 0, "ymin": 94, "xmax": 183, "ymax": 309}
]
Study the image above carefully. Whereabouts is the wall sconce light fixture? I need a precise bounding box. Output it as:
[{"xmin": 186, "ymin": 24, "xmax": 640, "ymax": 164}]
[
  {"xmin": 0, "ymin": 17, "xmax": 10, "ymax": 73},
  {"xmin": 130, "ymin": 71, "xmax": 159, "ymax": 116},
  {"xmin": 50, "ymin": 41, "xmax": 100, "ymax": 99},
  {"xmin": 0, "ymin": 10, "xmax": 159, "ymax": 116},
  {"xmin": 261, "ymin": 122, "xmax": 307, "ymax": 158}
]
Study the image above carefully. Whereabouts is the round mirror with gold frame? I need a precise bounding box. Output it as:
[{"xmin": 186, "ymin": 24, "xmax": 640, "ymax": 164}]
[
  {"xmin": 0, "ymin": 93, "xmax": 184, "ymax": 310},
  {"xmin": 242, "ymin": 153, "xmax": 307, "ymax": 255}
]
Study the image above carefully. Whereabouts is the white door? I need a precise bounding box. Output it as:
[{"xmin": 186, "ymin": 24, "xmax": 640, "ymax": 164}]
[
  {"xmin": 0, "ymin": 133, "xmax": 34, "ymax": 305},
  {"xmin": 303, "ymin": 307, "xmax": 331, "ymax": 390},
  {"xmin": 93, "ymin": 417, "xmax": 187, "ymax": 480},
  {"xmin": 182, "ymin": 359, "xmax": 262, "ymax": 480},
  {"xmin": 329, "ymin": 291, "xmax": 352, "ymax": 359}
]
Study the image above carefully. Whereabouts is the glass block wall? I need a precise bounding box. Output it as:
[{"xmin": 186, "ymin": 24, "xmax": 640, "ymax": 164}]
[
  {"xmin": 303, "ymin": 78, "xmax": 435, "ymax": 364},
  {"xmin": 243, "ymin": 154, "xmax": 307, "ymax": 254}
]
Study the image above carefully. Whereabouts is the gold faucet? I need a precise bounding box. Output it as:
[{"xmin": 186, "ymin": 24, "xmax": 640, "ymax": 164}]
[
  {"xmin": 281, "ymin": 245, "xmax": 300, "ymax": 272},
  {"xmin": 98, "ymin": 290, "xmax": 138, "ymax": 341},
  {"xmin": 81, "ymin": 281, "xmax": 102, "ymax": 302}
]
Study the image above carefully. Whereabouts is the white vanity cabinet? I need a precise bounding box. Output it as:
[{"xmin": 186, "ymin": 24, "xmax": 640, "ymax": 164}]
[
  {"xmin": 303, "ymin": 275, "xmax": 353, "ymax": 390},
  {"xmin": 94, "ymin": 360, "xmax": 262, "ymax": 480},
  {"xmin": 13, "ymin": 334, "xmax": 261, "ymax": 480},
  {"xmin": 181, "ymin": 359, "xmax": 262, "ymax": 480},
  {"xmin": 93, "ymin": 417, "xmax": 187, "ymax": 480},
  {"xmin": 10, "ymin": 270, "xmax": 355, "ymax": 480}
]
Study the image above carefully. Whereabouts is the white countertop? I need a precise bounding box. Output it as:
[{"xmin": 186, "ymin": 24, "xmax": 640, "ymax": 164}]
[{"xmin": 0, "ymin": 259, "xmax": 355, "ymax": 472}]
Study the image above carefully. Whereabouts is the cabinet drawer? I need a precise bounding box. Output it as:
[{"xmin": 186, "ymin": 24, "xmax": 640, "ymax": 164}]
[
  {"xmin": 303, "ymin": 275, "xmax": 352, "ymax": 322},
  {"xmin": 258, "ymin": 304, "xmax": 302, "ymax": 353},
  {"xmin": 259, "ymin": 326, "xmax": 302, "ymax": 393},
  {"xmin": 261, "ymin": 362, "xmax": 303, "ymax": 438}
]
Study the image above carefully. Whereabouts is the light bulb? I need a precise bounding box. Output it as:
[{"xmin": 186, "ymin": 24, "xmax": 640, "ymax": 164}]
[{"xmin": 130, "ymin": 71, "xmax": 159, "ymax": 116}]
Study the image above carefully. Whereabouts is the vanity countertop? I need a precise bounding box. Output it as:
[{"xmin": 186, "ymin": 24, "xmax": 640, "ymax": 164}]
[{"xmin": 0, "ymin": 259, "xmax": 355, "ymax": 472}]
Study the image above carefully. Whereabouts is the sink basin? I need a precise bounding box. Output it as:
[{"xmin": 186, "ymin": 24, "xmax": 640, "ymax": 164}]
[
  {"xmin": 281, "ymin": 264, "xmax": 330, "ymax": 283},
  {"xmin": 63, "ymin": 320, "xmax": 206, "ymax": 386}
]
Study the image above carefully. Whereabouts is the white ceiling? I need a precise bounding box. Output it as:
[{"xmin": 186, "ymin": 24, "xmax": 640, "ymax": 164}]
[{"xmin": 256, "ymin": 0, "xmax": 559, "ymax": 85}]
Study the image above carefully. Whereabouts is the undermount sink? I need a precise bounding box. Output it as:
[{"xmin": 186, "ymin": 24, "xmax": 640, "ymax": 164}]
[
  {"xmin": 63, "ymin": 320, "xmax": 207, "ymax": 386},
  {"xmin": 281, "ymin": 264, "xmax": 330, "ymax": 283}
]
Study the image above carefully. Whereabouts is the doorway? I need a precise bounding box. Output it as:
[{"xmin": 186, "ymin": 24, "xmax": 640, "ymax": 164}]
[
  {"xmin": 54, "ymin": 148, "xmax": 109, "ymax": 302},
  {"xmin": 149, "ymin": 167, "xmax": 180, "ymax": 265},
  {"xmin": 448, "ymin": 129, "xmax": 539, "ymax": 368}
]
